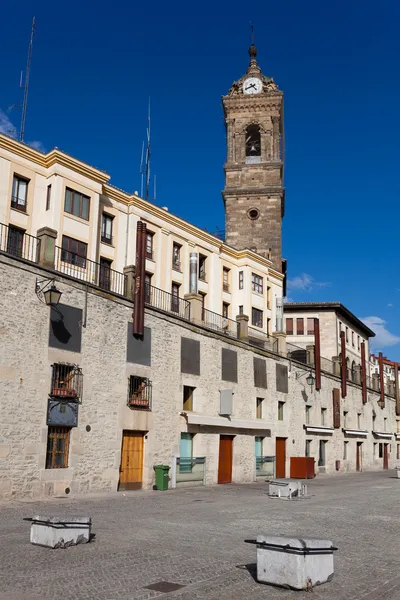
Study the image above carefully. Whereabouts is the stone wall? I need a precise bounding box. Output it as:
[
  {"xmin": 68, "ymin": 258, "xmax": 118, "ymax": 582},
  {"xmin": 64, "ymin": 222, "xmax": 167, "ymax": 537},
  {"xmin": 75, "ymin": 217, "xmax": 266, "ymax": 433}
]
[{"xmin": 0, "ymin": 255, "xmax": 397, "ymax": 501}]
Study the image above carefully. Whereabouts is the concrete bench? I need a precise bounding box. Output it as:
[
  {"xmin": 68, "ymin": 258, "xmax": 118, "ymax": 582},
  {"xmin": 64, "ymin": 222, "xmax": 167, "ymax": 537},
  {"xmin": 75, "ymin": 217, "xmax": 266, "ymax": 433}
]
[
  {"xmin": 245, "ymin": 534, "xmax": 337, "ymax": 590},
  {"xmin": 30, "ymin": 516, "xmax": 91, "ymax": 549}
]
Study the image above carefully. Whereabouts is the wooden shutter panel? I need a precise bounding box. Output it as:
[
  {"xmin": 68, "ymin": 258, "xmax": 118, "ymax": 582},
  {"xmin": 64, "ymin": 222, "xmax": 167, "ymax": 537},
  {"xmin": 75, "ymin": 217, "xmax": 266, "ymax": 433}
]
[{"xmin": 333, "ymin": 388, "xmax": 341, "ymax": 429}]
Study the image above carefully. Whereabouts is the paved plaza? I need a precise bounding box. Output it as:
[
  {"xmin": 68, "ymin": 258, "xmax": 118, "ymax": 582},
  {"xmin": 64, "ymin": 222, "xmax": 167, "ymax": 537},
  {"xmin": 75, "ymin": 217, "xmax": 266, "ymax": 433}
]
[{"xmin": 1, "ymin": 471, "xmax": 400, "ymax": 599}]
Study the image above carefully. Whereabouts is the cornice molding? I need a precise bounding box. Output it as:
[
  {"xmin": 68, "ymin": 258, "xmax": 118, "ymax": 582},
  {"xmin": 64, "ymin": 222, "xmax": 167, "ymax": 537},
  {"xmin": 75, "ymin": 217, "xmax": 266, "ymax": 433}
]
[
  {"xmin": 222, "ymin": 186, "xmax": 284, "ymax": 197},
  {"xmin": 224, "ymin": 161, "xmax": 283, "ymax": 171}
]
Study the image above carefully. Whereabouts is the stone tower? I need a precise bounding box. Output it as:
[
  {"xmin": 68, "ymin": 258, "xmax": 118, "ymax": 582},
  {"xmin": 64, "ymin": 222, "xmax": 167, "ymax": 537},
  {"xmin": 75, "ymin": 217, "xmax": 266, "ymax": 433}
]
[{"xmin": 222, "ymin": 41, "xmax": 284, "ymax": 272}]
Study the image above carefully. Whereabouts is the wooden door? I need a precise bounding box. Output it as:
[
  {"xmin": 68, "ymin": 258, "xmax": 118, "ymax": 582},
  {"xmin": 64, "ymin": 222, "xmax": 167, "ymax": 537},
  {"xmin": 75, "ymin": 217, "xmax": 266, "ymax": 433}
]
[
  {"xmin": 119, "ymin": 431, "xmax": 144, "ymax": 490},
  {"xmin": 218, "ymin": 435, "xmax": 233, "ymax": 484},
  {"xmin": 275, "ymin": 437, "xmax": 286, "ymax": 478},
  {"xmin": 356, "ymin": 442, "xmax": 362, "ymax": 472},
  {"xmin": 383, "ymin": 443, "xmax": 389, "ymax": 470}
]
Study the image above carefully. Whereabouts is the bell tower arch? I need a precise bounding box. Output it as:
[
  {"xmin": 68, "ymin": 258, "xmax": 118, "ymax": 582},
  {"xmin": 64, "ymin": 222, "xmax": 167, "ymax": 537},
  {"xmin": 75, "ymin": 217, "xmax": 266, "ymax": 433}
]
[{"xmin": 222, "ymin": 40, "xmax": 284, "ymax": 271}]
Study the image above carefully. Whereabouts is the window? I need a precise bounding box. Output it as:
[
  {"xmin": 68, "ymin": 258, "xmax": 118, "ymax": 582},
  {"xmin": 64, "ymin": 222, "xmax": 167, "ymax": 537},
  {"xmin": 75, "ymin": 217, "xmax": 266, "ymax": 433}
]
[
  {"xmin": 384, "ymin": 417, "xmax": 387, "ymax": 432},
  {"xmin": 255, "ymin": 436, "xmax": 263, "ymax": 458},
  {"xmin": 6, "ymin": 226, "xmax": 25, "ymax": 258},
  {"xmin": 343, "ymin": 441, "xmax": 348, "ymax": 460},
  {"xmin": 128, "ymin": 376, "xmax": 152, "ymax": 409},
  {"xmin": 222, "ymin": 302, "xmax": 229, "ymax": 318},
  {"xmin": 51, "ymin": 363, "xmax": 83, "ymax": 400},
  {"xmin": 286, "ymin": 318, "xmax": 293, "ymax": 335},
  {"xmin": 183, "ymin": 386, "xmax": 195, "ymax": 411},
  {"xmin": 352, "ymin": 331, "xmax": 355, "ymax": 347},
  {"xmin": 267, "ymin": 318, "xmax": 271, "ymax": 335},
  {"xmin": 239, "ymin": 271, "xmax": 244, "ymax": 289},
  {"xmin": 61, "ymin": 235, "xmax": 87, "ymax": 268},
  {"xmin": 199, "ymin": 254, "xmax": 206, "ymax": 281},
  {"xmin": 199, "ymin": 291, "xmax": 206, "ymax": 318},
  {"xmin": 318, "ymin": 440, "xmax": 327, "ymax": 467},
  {"xmin": 379, "ymin": 443, "xmax": 383, "ymax": 458},
  {"xmin": 373, "ymin": 443, "xmax": 377, "ymax": 457},
  {"xmin": 223, "ymin": 267, "xmax": 230, "ymax": 292},
  {"xmin": 245, "ymin": 124, "xmax": 261, "ymax": 163},
  {"xmin": 278, "ymin": 401, "xmax": 284, "ymax": 421},
  {"xmin": 252, "ymin": 307, "xmax": 263, "ymax": 328},
  {"xmin": 101, "ymin": 213, "xmax": 113, "ymax": 244},
  {"xmin": 172, "ymin": 242, "xmax": 181, "ymax": 271},
  {"xmin": 343, "ymin": 411, "xmax": 348, "ymax": 428},
  {"xmin": 305, "ymin": 440, "xmax": 311, "ymax": 457},
  {"xmin": 46, "ymin": 184, "xmax": 51, "ymax": 211},
  {"xmin": 372, "ymin": 412, "xmax": 376, "ymax": 428},
  {"xmin": 297, "ymin": 318, "xmax": 304, "ymax": 335},
  {"xmin": 171, "ymin": 282, "xmax": 180, "ymax": 313},
  {"xmin": 339, "ymin": 322, "xmax": 343, "ymax": 335},
  {"xmin": 397, "ymin": 445, "xmax": 400, "ymax": 460},
  {"xmin": 267, "ymin": 287, "xmax": 272, "ymax": 309},
  {"xmin": 256, "ymin": 397, "xmax": 263, "ymax": 419},
  {"xmin": 180, "ymin": 433, "xmax": 193, "ymax": 473},
  {"xmin": 346, "ymin": 327, "xmax": 349, "ymax": 343},
  {"xmin": 321, "ymin": 407, "xmax": 327, "ymax": 426},
  {"xmin": 99, "ymin": 257, "xmax": 112, "ymax": 291},
  {"xmin": 11, "ymin": 175, "xmax": 28, "ymax": 211},
  {"xmin": 238, "ymin": 305, "xmax": 243, "ymax": 315},
  {"xmin": 305, "ymin": 405, "xmax": 311, "ymax": 425},
  {"xmin": 146, "ymin": 231, "xmax": 154, "ymax": 259},
  {"xmin": 252, "ymin": 273, "xmax": 263, "ymax": 294},
  {"xmin": 64, "ymin": 187, "xmax": 90, "ymax": 220},
  {"xmin": 357, "ymin": 413, "xmax": 361, "ymax": 429},
  {"xmin": 307, "ymin": 318, "xmax": 315, "ymax": 335},
  {"xmin": 45, "ymin": 427, "xmax": 71, "ymax": 469}
]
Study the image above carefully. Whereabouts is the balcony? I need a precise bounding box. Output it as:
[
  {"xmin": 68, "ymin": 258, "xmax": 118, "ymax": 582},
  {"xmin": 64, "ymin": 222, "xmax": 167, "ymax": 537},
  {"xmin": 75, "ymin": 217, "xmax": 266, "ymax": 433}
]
[
  {"xmin": 144, "ymin": 284, "xmax": 190, "ymax": 320},
  {"xmin": 55, "ymin": 246, "xmax": 127, "ymax": 296},
  {"xmin": 0, "ymin": 222, "xmax": 39, "ymax": 264},
  {"xmin": 202, "ymin": 308, "xmax": 237, "ymax": 337},
  {"xmin": 50, "ymin": 363, "xmax": 83, "ymax": 402},
  {"xmin": 128, "ymin": 376, "xmax": 152, "ymax": 410}
]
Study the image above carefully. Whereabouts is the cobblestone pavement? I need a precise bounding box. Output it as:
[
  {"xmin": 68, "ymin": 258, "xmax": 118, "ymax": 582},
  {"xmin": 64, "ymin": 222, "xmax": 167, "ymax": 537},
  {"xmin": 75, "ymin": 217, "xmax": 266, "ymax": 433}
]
[{"xmin": 1, "ymin": 471, "xmax": 400, "ymax": 599}]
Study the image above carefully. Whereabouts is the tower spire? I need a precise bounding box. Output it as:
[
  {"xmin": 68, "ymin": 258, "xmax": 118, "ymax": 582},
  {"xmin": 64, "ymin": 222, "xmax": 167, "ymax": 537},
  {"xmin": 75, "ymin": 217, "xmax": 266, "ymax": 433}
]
[{"xmin": 247, "ymin": 24, "xmax": 260, "ymax": 74}]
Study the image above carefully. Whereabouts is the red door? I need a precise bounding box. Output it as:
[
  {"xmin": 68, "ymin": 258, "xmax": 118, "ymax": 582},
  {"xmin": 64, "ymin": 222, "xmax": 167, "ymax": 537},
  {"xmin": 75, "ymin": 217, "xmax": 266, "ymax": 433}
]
[
  {"xmin": 275, "ymin": 438, "xmax": 286, "ymax": 478},
  {"xmin": 218, "ymin": 436, "xmax": 233, "ymax": 484},
  {"xmin": 356, "ymin": 442, "xmax": 362, "ymax": 472},
  {"xmin": 383, "ymin": 444, "xmax": 389, "ymax": 470}
]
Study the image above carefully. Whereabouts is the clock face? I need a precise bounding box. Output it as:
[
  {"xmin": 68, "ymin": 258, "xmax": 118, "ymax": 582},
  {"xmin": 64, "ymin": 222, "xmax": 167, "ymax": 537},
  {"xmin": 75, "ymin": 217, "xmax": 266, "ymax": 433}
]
[{"xmin": 243, "ymin": 77, "xmax": 262, "ymax": 95}]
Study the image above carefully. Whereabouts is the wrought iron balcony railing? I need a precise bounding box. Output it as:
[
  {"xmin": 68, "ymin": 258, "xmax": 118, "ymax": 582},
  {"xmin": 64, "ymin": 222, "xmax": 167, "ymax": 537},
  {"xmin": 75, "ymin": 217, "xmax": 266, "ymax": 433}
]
[
  {"xmin": 144, "ymin": 284, "xmax": 190, "ymax": 320},
  {"xmin": 50, "ymin": 363, "xmax": 83, "ymax": 402},
  {"xmin": 128, "ymin": 376, "xmax": 152, "ymax": 410},
  {"xmin": 0, "ymin": 222, "xmax": 40, "ymax": 264},
  {"xmin": 54, "ymin": 246, "xmax": 127, "ymax": 296}
]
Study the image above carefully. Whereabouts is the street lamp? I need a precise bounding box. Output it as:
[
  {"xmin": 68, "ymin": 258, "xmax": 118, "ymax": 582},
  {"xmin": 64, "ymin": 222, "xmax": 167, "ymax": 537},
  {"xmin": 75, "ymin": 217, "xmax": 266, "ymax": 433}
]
[
  {"xmin": 36, "ymin": 278, "xmax": 62, "ymax": 306},
  {"xmin": 296, "ymin": 370, "xmax": 315, "ymax": 389}
]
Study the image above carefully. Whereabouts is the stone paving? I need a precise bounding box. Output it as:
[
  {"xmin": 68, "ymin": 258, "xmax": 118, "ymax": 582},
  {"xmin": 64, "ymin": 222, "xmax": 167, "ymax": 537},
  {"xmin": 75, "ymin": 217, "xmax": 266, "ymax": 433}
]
[{"xmin": 0, "ymin": 471, "xmax": 400, "ymax": 599}]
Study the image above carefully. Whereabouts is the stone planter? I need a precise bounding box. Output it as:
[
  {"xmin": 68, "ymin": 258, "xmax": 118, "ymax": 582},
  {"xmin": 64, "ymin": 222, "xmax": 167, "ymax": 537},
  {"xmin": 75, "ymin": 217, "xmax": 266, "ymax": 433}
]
[{"xmin": 30, "ymin": 516, "xmax": 91, "ymax": 549}]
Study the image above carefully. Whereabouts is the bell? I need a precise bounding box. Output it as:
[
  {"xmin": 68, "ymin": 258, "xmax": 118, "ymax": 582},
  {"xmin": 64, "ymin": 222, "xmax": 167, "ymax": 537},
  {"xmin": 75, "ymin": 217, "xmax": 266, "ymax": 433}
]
[{"xmin": 250, "ymin": 144, "xmax": 257, "ymax": 155}]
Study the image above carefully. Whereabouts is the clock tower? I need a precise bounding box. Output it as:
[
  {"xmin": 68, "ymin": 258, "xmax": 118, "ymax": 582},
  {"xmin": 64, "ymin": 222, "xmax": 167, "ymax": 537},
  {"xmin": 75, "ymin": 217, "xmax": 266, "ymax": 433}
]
[{"xmin": 222, "ymin": 41, "xmax": 284, "ymax": 272}]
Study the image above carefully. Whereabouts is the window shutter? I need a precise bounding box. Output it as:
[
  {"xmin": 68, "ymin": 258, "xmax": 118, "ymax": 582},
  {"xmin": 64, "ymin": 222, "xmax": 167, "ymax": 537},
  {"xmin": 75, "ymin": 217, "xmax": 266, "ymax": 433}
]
[{"xmin": 333, "ymin": 388, "xmax": 340, "ymax": 428}]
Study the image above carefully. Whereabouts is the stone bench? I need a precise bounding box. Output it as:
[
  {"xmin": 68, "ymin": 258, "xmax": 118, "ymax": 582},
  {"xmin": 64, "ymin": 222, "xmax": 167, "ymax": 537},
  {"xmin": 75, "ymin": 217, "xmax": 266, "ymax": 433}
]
[
  {"xmin": 245, "ymin": 534, "xmax": 337, "ymax": 590},
  {"xmin": 30, "ymin": 516, "xmax": 91, "ymax": 549}
]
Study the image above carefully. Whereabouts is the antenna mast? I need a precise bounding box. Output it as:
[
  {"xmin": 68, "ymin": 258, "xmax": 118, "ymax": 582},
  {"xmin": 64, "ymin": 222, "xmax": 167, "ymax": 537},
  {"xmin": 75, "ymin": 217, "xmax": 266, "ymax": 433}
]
[
  {"xmin": 19, "ymin": 17, "xmax": 36, "ymax": 143},
  {"xmin": 139, "ymin": 99, "xmax": 152, "ymax": 200}
]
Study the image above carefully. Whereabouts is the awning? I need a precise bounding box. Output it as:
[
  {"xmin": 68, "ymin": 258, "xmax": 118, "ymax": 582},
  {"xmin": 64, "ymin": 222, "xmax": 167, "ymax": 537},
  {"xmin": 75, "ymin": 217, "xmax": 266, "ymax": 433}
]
[
  {"xmin": 342, "ymin": 429, "xmax": 368, "ymax": 438},
  {"xmin": 183, "ymin": 412, "xmax": 271, "ymax": 432},
  {"xmin": 303, "ymin": 425, "xmax": 334, "ymax": 435},
  {"xmin": 395, "ymin": 433, "xmax": 400, "ymax": 441},
  {"xmin": 372, "ymin": 431, "xmax": 393, "ymax": 439}
]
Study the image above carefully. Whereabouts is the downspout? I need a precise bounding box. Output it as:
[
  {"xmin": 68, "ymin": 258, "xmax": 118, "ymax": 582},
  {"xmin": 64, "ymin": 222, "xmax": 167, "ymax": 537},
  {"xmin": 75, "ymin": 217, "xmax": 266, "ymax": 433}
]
[{"xmin": 124, "ymin": 204, "xmax": 130, "ymax": 267}]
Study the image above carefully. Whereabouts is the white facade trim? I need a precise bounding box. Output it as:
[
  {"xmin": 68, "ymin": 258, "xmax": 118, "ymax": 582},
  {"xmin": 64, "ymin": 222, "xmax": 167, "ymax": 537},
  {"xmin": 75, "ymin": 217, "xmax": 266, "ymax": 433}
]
[
  {"xmin": 372, "ymin": 431, "xmax": 393, "ymax": 439},
  {"xmin": 303, "ymin": 425, "xmax": 334, "ymax": 435},
  {"xmin": 183, "ymin": 412, "xmax": 271, "ymax": 431},
  {"xmin": 342, "ymin": 429, "xmax": 368, "ymax": 438}
]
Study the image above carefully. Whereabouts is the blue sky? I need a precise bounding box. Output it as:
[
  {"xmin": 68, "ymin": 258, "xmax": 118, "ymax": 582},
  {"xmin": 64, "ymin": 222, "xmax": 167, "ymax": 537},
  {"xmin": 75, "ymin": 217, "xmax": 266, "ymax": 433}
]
[{"xmin": 1, "ymin": 0, "xmax": 399, "ymax": 358}]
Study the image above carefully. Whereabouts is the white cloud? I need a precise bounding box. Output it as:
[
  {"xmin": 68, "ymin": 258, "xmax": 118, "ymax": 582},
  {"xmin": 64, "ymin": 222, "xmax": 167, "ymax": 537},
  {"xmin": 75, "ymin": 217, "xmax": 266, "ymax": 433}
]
[
  {"xmin": 287, "ymin": 273, "xmax": 330, "ymax": 293},
  {"xmin": 283, "ymin": 296, "xmax": 294, "ymax": 303},
  {"xmin": 388, "ymin": 303, "xmax": 393, "ymax": 307},
  {"xmin": 0, "ymin": 109, "xmax": 17, "ymax": 136},
  {"xmin": 362, "ymin": 316, "xmax": 400, "ymax": 349},
  {"xmin": 0, "ymin": 108, "xmax": 45, "ymax": 152}
]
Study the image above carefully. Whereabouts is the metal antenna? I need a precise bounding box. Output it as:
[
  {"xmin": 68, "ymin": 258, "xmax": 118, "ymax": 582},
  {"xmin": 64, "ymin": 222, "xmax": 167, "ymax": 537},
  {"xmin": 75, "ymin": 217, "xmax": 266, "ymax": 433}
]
[
  {"xmin": 20, "ymin": 17, "xmax": 36, "ymax": 143},
  {"xmin": 250, "ymin": 23, "xmax": 254, "ymax": 45},
  {"xmin": 140, "ymin": 98, "xmax": 151, "ymax": 200}
]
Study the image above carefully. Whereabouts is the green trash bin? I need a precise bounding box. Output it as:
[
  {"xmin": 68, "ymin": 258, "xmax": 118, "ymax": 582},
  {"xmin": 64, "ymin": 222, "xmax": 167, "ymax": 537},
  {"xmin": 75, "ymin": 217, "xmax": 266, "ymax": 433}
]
[{"xmin": 153, "ymin": 465, "xmax": 170, "ymax": 491}]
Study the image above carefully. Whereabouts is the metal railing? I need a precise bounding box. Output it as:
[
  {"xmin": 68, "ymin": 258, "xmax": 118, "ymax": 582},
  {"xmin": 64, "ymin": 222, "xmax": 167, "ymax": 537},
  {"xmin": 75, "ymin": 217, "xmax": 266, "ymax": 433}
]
[
  {"xmin": 287, "ymin": 342, "xmax": 309, "ymax": 365},
  {"xmin": 256, "ymin": 456, "xmax": 275, "ymax": 478},
  {"xmin": 320, "ymin": 355, "xmax": 336, "ymax": 377},
  {"xmin": 248, "ymin": 326, "xmax": 277, "ymax": 352},
  {"xmin": 172, "ymin": 456, "xmax": 206, "ymax": 488},
  {"xmin": 202, "ymin": 308, "xmax": 237, "ymax": 337},
  {"xmin": 144, "ymin": 284, "xmax": 190, "ymax": 320},
  {"xmin": 127, "ymin": 376, "xmax": 152, "ymax": 410},
  {"xmin": 50, "ymin": 363, "xmax": 83, "ymax": 403},
  {"xmin": 0, "ymin": 222, "xmax": 40, "ymax": 264},
  {"xmin": 54, "ymin": 246, "xmax": 126, "ymax": 296}
]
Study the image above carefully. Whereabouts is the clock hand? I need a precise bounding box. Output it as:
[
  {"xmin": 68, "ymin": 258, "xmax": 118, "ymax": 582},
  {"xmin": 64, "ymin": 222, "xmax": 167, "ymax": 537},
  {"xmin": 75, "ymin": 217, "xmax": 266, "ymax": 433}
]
[{"xmin": 245, "ymin": 83, "xmax": 256, "ymax": 90}]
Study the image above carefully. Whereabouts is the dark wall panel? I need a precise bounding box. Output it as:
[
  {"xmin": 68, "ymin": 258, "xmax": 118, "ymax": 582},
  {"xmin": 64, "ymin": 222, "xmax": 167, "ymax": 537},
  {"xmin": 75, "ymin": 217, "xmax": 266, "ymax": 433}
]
[
  {"xmin": 181, "ymin": 338, "xmax": 200, "ymax": 375},
  {"xmin": 127, "ymin": 324, "xmax": 151, "ymax": 366},
  {"xmin": 222, "ymin": 348, "xmax": 238, "ymax": 383},
  {"xmin": 254, "ymin": 357, "xmax": 267, "ymax": 389},
  {"xmin": 49, "ymin": 304, "xmax": 82, "ymax": 353},
  {"xmin": 276, "ymin": 363, "xmax": 288, "ymax": 393}
]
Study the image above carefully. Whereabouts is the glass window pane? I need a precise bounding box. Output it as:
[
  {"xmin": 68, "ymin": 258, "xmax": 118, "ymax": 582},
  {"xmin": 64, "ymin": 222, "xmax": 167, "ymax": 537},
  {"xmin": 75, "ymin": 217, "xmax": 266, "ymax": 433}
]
[
  {"xmin": 255, "ymin": 436, "xmax": 262, "ymax": 457},
  {"xmin": 17, "ymin": 180, "xmax": 27, "ymax": 203},
  {"xmin": 81, "ymin": 196, "xmax": 89, "ymax": 220},
  {"xmin": 72, "ymin": 192, "xmax": 80, "ymax": 216},
  {"xmin": 12, "ymin": 177, "xmax": 18, "ymax": 198},
  {"xmin": 65, "ymin": 189, "xmax": 72, "ymax": 213}
]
